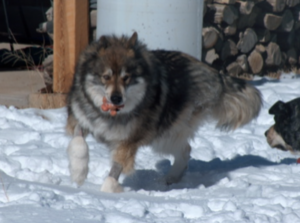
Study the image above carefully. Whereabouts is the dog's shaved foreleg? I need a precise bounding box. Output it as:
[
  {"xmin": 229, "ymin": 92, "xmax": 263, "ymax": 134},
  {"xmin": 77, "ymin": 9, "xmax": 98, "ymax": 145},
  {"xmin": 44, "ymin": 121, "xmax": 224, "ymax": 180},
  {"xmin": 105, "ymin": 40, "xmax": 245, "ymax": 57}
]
[
  {"xmin": 101, "ymin": 143, "xmax": 138, "ymax": 193},
  {"xmin": 166, "ymin": 144, "xmax": 191, "ymax": 185},
  {"xmin": 113, "ymin": 144, "xmax": 138, "ymax": 174},
  {"xmin": 101, "ymin": 162, "xmax": 124, "ymax": 193},
  {"xmin": 109, "ymin": 162, "xmax": 123, "ymax": 180},
  {"xmin": 67, "ymin": 124, "xmax": 89, "ymax": 186},
  {"xmin": 74, "ymin": 124, "xmax": 83, "ymax": 136}
]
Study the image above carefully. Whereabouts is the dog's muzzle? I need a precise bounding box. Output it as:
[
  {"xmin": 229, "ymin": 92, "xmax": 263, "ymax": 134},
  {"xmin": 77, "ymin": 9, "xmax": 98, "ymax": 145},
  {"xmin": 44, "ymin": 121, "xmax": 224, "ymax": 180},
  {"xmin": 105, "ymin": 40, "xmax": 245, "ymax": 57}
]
[{"xmin": 110, "ymin": 94, "xmax": 123, "ymax": 105}]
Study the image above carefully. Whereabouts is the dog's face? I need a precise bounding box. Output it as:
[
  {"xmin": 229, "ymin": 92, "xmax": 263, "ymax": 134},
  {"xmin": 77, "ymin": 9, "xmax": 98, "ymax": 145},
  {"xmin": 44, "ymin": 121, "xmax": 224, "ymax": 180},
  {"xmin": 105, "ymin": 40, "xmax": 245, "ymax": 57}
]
[
  {"xmin": 265, "ymin": 98, "xmax": 300, "ymax": 152},
  {"xmin": 81, "ymin": 32, "xmax": 148, "ymax": 114}
]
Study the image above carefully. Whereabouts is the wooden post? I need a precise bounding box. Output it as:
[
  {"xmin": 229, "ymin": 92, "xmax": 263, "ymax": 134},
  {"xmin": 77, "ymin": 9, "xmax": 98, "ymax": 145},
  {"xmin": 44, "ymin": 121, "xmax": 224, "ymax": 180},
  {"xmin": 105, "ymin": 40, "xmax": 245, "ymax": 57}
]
[{"xmin": 53, "ymin": 0, "xmax": 89, "ymax": 93}]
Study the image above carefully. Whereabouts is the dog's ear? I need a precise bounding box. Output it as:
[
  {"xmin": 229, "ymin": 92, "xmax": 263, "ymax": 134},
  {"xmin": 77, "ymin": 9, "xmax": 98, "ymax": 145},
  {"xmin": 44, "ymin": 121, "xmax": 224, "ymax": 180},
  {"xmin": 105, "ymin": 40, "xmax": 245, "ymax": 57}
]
[
  {"xmin": 98, "ymin": 35, "xmax": 109, "ymax": 48},
  {"xmin": 127, "ymin": 32, "xmax": 138, "ymax": 48},
  {"xmin": 269, "ymin": 100, "xmax": 285, "ymax": 115},
  {"xmin": 288, "ymin": 99, "xmax": 300, "ymax": 116}
]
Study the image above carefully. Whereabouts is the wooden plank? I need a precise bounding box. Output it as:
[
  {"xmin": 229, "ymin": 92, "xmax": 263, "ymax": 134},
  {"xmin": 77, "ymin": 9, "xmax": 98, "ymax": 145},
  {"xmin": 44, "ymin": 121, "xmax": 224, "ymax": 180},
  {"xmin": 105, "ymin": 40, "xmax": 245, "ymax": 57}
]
[
  {"xmin": 29, "ymin": 93, "xmax": 67, "ymax": 109},
  {"xmin": 53, "ymin": 0, "xmax": 89, "ymax": 93},
  {"xmin": 0, "ymin": 70, "xmax": 45, "ymax": 108}
]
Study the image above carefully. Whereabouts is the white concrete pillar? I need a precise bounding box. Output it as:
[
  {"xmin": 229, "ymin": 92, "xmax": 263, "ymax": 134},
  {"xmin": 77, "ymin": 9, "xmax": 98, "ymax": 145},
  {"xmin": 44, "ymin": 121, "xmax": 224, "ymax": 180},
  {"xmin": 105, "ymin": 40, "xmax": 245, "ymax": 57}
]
[{"xmin": 97, "ymin": 0, "xmax": 203, "ymax": 60}]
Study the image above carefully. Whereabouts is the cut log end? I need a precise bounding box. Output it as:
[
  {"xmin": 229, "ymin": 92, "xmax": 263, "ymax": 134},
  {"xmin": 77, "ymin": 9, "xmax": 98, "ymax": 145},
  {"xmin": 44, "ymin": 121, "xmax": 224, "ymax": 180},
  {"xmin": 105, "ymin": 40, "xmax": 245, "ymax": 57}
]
[{"xmin": 248, "ymin": 50, "xmax": 264, "ymax": 74}]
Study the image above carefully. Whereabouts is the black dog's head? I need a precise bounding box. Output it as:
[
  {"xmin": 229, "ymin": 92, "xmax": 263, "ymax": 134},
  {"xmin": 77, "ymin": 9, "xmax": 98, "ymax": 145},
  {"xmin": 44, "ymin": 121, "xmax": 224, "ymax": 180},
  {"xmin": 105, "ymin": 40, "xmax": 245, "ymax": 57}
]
[{"xmin": 265, "ymin": 98, "xmax": 300, "ymax": 152}]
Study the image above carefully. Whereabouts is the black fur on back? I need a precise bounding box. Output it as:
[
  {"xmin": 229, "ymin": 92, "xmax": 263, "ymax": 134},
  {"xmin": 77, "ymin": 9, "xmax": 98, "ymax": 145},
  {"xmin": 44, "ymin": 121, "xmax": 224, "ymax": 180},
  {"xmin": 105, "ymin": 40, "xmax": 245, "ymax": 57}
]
[{"xmin": 151, "ymin": 50, "xmax": 191, "ymax": 130}]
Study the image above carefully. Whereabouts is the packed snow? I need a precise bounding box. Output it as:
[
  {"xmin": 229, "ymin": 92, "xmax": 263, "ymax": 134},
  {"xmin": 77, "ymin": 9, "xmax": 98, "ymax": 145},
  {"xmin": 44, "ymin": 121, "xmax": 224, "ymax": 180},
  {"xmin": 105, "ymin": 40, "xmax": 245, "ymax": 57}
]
[{"xmin": 1, "ymin": 74, "xmax": 300, "ymax": 223}]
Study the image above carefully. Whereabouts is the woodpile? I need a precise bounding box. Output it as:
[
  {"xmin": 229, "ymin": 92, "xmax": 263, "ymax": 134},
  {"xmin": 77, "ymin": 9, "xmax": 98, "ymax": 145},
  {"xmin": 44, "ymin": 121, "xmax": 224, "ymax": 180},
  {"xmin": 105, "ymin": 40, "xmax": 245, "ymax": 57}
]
[{"xmin": 202, "ymin": 0, "xmax": 300, "ymax": 78}]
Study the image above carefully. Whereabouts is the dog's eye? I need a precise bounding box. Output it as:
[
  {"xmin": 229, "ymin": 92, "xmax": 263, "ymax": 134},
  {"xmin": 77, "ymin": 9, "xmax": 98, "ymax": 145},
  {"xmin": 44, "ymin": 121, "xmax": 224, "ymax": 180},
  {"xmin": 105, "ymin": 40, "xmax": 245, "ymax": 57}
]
[
  {"xmin": 123, "ymin": 75, "xmax": 130, "ymax": 82},
  {"xmin": 102, "ymin": 75, "xmax": 110, "ymax": 80}
]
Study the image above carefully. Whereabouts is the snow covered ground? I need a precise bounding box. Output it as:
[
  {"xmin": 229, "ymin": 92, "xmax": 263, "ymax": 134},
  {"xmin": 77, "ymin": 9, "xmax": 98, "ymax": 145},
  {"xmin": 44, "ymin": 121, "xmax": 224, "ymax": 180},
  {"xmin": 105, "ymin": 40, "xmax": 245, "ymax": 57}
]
[{"xmin": 1, "ymin": 74, "xmax": 300, "ymax": 223}]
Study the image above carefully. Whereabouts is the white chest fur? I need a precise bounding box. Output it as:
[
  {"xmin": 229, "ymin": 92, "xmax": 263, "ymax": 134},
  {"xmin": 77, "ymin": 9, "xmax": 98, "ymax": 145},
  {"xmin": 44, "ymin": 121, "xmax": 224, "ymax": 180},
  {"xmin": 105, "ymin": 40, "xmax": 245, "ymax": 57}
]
[{"xmin": 92, "ymin": 117, "xmax": 136, "ymax": 142}]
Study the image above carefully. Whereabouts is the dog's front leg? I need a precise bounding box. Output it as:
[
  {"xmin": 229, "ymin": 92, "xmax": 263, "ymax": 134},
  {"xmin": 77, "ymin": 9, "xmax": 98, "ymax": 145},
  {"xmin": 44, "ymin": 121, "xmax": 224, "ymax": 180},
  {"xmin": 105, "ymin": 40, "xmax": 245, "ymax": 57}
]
[
  {"xmin": 67, "ymin": 124, "xmax": 89, "ymax": 186},
  {"xmin": 101, "ymin": 143, "xmax": 138, "ymax": 193},
  {"xmin": 101, "ymin": 162, "xmax": 124, "ymax": 193}
]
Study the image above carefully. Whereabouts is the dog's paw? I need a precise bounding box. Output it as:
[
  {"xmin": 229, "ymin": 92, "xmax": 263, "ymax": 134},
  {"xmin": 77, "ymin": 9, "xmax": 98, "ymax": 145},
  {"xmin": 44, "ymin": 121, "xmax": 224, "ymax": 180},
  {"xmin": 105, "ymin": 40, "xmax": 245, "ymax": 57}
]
[
  {"xmin": 67, "ymin": 136, "xmax": 89, "ymax": 186},
  {"xmin": 101, "ymin": 176, "xmax": 123, "ymax": 193},
  {"xmin": 165, "ymin": 169, "xmax": 186, "ymax": 185},
  {"xmin": 165, "ymin": 175, "xmax": 180, "ymax": 185}
]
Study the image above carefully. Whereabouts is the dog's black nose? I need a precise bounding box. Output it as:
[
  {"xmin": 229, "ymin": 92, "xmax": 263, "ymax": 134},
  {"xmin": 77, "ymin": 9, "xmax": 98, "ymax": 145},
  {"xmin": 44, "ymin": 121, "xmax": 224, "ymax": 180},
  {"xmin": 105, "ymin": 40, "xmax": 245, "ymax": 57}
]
[
  {"xmin": 110, "ymin": 95, "xmax": 123, "ymax": 105},
  {"xmin": 264, "ymin": 130, "xmax": 268, "ymax": 137}
]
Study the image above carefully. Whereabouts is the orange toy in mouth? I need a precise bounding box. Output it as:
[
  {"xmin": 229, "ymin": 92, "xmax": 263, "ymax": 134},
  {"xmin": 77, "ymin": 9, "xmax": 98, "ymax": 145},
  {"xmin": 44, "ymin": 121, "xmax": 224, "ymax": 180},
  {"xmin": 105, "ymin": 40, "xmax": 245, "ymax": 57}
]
[{"xmin": 101, "ymin": 97, "xmax": 124, "ymax": 116}]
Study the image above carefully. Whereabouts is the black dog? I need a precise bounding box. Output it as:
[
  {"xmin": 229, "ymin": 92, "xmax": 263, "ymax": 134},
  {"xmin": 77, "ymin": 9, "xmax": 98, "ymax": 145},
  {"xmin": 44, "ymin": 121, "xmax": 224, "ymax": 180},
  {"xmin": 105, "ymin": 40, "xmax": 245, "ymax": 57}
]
[{"xmin": 265, "ymin": 98, "xmax": 300, "ymax": 152}]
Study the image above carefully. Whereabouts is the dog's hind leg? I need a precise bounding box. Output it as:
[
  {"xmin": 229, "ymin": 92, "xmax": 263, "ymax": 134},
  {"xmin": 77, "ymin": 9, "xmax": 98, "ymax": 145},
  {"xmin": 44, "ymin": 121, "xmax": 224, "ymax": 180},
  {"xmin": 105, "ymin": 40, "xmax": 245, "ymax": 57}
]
[
  {"xmin": 166, "ymin": 143, "xmax": 191, "ymax": 185},
  {"xmin": 101, "ymin": 143, "xmax": 138, "ymax": 193},
  {"xmin": 67, "ymin": 124, "xmax": 89, "ymax": 186}
]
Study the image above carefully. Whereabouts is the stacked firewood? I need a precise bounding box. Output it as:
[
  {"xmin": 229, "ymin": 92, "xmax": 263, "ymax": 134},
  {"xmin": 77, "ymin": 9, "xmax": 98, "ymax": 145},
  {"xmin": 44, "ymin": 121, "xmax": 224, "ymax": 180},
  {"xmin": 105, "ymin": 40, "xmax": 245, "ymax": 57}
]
[{"xmin": 202, "ymin": 0, "xmax": 300, "ymax": 77}]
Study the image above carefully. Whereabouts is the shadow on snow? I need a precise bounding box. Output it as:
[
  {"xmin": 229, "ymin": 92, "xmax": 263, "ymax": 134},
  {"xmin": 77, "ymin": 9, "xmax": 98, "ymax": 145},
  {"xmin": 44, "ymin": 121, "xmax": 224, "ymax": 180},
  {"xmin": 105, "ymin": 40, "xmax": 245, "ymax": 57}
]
[{"xmin": 122, "ymin": 155, "xmax": 296, "ymax": 192}]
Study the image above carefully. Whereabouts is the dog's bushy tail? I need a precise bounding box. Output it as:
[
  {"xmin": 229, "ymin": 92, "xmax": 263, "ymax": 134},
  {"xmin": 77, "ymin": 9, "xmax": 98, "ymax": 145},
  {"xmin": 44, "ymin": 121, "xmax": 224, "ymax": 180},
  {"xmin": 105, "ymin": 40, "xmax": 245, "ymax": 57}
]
[{"xmin": 213, "ymin": 75, "xmax": 262, "ymax": 130}]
